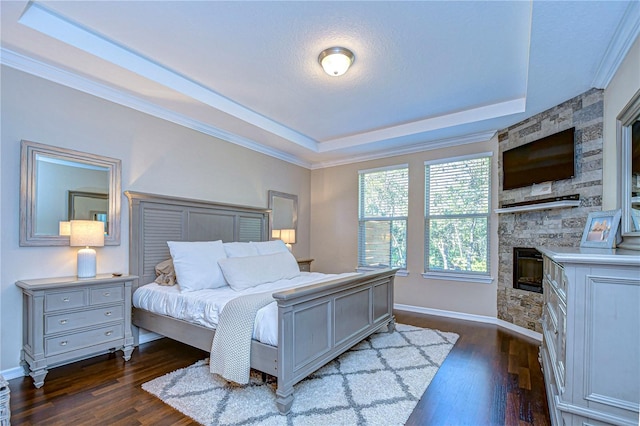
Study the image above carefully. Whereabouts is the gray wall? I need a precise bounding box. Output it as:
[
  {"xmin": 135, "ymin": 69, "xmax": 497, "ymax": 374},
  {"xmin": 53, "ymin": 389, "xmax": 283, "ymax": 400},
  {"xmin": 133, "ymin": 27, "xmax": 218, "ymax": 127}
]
[
  {"xmin": 0, "ymin": 66, "xmax": 311, "ymax": 373},
  {"xmin": 310, "ymin": 139, "xmax": 500, "ymax": 318}
]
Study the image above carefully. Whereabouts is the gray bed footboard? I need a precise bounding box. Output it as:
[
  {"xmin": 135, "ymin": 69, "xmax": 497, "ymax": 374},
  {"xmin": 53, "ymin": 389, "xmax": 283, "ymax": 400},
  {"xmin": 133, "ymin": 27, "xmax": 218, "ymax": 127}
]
[{"xmin": 273, "ymin": 268, "xmax": 397, "ymax": 414}]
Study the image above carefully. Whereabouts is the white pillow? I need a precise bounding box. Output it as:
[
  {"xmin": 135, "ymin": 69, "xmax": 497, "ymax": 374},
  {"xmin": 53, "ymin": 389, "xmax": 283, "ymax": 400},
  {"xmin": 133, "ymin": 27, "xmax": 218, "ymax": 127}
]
[
  {"xmin": 253, "ymin": 240, "xmax": 289, "ymax": 255},
  {"xmin": 223, "ymin": 242, "xmax": 259, "ymax": 258},
  {"xmin": 167, "ymin": 240, "xmax": 228, "ymax": 292},
  {"xmin": 218, "ymin": 251, "xmax": 300, "ymax": 291}
]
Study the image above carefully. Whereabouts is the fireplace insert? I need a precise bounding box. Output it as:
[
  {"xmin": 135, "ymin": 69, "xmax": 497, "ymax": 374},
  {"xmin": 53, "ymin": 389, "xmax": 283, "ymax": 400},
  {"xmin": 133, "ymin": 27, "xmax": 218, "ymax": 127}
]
[{"xmin": 513, "ymin": 247, "xmax": 543, "ymax": 294}]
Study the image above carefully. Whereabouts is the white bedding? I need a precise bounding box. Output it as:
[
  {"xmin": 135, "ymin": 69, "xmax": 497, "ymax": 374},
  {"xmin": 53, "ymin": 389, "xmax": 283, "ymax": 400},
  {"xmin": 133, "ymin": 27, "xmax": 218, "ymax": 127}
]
[{"xmin": 133, "ymin": 271, "xmax": 359, "ymax": 346}]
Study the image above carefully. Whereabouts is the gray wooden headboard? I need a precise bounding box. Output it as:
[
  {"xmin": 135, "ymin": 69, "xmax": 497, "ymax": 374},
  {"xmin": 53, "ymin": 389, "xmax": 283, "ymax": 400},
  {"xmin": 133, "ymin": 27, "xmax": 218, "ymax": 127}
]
[{"xmin": 125, "ymin": 191, "xmax": 269, "ymax": 286}]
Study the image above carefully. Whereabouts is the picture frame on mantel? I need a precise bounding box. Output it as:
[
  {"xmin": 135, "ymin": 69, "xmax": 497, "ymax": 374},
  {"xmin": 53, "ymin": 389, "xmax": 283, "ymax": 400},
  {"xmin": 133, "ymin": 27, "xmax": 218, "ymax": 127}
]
[{"xmin": 580, "ymin": 209, "xmax": 622, "ymax": 248}]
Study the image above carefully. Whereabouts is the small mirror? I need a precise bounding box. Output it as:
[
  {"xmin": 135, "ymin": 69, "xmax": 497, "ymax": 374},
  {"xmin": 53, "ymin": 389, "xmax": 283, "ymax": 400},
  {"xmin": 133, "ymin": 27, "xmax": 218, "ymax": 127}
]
[
  {"xmin": 68, "ymin": 191, "xmax": 109, "ymax": 232},
  {"xmin": 20, "ymin": 140, "xmax": 121, "ymax": 246},
  {"xmin": 268, "ymin": 190, "xmax": 298, "ymax": 244},
  {"xmin": 618, "ymin": 89, "xmax": 640, "ymax": 250}
]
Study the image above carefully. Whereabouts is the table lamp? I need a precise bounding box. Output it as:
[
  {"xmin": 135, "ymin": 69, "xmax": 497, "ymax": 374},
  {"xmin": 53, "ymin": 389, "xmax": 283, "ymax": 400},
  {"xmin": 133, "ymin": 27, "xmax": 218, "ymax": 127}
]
[
  {"xmin": 279, "ymin": 228, "xmax": 296, "ymax": 251},
  {"xmin": 70, "ymin": 220, "xmax": 104, "ymax": 278}
]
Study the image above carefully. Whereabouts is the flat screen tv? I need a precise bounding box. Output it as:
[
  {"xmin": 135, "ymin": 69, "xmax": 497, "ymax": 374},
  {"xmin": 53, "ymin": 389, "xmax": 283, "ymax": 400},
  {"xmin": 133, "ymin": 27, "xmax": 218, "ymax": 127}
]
[{"xmin": 502, "ymin": 127, "xmax": 575, "ymax": 190}]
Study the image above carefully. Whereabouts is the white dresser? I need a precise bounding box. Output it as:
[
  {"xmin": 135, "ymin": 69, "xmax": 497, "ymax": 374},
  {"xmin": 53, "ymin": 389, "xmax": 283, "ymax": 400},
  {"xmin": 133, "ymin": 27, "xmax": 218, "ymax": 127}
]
[
  {"xmin": 16, "ymin": 274, "xmax": 136, "ymax": 388},
  {"xmin": 537, "ymin": 247, "xmax": 640, "ymax": 426}
]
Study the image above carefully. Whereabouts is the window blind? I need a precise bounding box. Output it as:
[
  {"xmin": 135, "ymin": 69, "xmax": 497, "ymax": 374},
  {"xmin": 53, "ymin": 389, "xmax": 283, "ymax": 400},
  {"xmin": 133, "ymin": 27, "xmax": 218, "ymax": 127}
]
[
  {"xmin": 358, "ymin": 165, "xmax": 408, "ymax": 269},
  {"xmin": 425, "ymin": 156, "xmax": 491, "ymax": 275}
]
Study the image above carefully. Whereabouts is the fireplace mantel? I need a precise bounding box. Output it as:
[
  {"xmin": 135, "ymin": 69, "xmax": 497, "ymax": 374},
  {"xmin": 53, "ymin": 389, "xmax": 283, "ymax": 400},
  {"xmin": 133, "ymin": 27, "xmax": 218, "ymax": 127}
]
[{"xmin": 495, "ymin": 199, "xmax": 580, "ymax": 214}]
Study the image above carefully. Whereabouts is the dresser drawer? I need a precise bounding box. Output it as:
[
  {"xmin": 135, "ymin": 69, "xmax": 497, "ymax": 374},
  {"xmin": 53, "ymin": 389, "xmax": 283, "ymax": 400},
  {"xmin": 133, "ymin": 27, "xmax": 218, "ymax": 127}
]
[
  {"xmin": 45, "ymin": 323, "xmax": 124, "ymax": 356},
  {"xmin": 545, "ymin": 282, "xmax": 560, "ymax": 327},
  {"xmin": 557, "ymin": 269, "xmax": 567, "ymax": 299},
  {"xmin": 555, "ymin": 301, "xmax": 566, "ymax": 389},
  {"xmin": 45, "ymin": 304, "xmax": 124, "ymax": 334},
  {"xmin": 90, "ymin": 286, "xmax": 124, "ymax": 305},
  {"xmin": 45, "ymin": 290, "xmax": 86, "ymax": 312}
]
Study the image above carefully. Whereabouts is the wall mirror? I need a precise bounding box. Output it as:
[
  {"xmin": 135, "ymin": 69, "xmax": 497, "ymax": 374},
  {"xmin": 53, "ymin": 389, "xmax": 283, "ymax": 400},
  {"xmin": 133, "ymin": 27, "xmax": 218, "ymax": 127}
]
[
  {"xmin": 617, "ymin": 89, "xmax": 640, "ymax": 250},
  {"xmin": 20, "ymin": 140, "xmax": 121, "ymax": 246},
  {"xmin": 268, "ymin": 190, "xmax": 298, "ymax": 244}
]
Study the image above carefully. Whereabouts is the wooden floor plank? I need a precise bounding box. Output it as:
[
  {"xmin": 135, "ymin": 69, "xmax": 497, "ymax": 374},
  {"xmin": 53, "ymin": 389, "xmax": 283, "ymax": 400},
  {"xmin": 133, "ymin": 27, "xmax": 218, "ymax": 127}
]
[{"xmin": 8, "ymin": 310, "xmax": 550, "ymax": 425}]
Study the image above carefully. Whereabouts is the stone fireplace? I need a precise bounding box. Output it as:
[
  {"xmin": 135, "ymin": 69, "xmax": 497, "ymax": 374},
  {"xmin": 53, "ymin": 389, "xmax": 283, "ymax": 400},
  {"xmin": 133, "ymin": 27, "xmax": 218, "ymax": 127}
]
[{"xmin": 497, "ymin": 88, "xmax": 604, "ymax": 333}]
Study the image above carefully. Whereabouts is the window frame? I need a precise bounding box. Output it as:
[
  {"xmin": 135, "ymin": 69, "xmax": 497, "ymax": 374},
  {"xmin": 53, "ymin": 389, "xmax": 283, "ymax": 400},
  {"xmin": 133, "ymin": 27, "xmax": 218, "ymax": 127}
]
[
  {"xmin": 423, "ymin": 152, "xmax": 493, "ymax": 283},
  {"xmin": 357, "ymin": 164, "xmax": 409, "ymax": 273}
]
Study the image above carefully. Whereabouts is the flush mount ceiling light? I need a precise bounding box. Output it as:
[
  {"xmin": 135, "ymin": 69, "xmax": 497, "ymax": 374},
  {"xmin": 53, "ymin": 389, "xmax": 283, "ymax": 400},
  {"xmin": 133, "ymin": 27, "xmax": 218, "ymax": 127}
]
[{"xmin": 318, "ymin": 47, "xmax": 355, "ymax": 77}]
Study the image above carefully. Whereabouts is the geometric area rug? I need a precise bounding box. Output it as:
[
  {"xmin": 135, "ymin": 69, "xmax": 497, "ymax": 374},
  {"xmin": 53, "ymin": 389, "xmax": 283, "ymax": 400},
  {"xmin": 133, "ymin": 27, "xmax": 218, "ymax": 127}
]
[{"xmin": 142, "ymin": 324, "xmax": 458, "ymax": 426}]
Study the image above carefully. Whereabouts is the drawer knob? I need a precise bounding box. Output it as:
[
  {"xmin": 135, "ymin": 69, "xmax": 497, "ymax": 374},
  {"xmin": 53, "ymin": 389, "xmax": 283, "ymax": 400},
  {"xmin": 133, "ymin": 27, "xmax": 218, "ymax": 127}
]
[
  {"xmin": 59, "ymin": 319, "xmax": 68, "ymax": 325},
  {"xmin": 103, "ymin": 292, "xmax": 110, "ymax": 297},
  {"xmin": 62, "ymin": 297, "xmax": 70, "ymax": 302},
  {"xmin": 60, "ymin": 341, "xmax": 68, "ymax": 346},
  {"xmin": 105, "ymin": 331, "xmax": 113, "ymax": 336},
  {"xmin": 105, "ymin": 311, "xmax": 112, "ymax": 316}
]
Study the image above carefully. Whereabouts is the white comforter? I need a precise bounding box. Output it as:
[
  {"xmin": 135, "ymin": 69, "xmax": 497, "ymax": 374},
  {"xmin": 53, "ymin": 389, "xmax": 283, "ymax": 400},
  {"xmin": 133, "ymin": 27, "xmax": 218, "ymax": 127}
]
[{"xmin": 133, "ymin": 271, "xmax": 358, "ymax": 346}]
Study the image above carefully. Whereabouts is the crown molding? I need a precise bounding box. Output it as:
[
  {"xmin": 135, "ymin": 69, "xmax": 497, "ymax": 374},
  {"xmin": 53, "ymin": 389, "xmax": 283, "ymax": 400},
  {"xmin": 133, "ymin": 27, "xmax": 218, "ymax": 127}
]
[
  {"xmin": 17, "ymin": 1, "xmax": 318, "ymax": 152},
  {"xmin": 310, "ymin": 130, "xmax": 497, "ymax": 169},
  {"xmin": 592, "ymin": 1, "xmax": 640, "ymax": 89},
  {"xmin": 0, "ymin": 48, "xmax": 312, "ymax": 169},
  {"xmin": 318, "ymin": 99, "xmax": 523, "ymax": 153}
]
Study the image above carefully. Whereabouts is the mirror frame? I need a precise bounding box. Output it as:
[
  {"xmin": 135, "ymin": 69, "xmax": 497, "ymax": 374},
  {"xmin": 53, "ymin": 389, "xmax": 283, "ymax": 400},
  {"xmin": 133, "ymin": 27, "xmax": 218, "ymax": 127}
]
[
  {"xmin": 20, "ymin": 140, "xmax": 121, "ymax": 246},
  {"xmin": 268, "ymin": 190, "xmax": 298, "ymax": 244},
  {"xmin": 617, "ymin": 89, "xmax": 640, "ymax": 250}
]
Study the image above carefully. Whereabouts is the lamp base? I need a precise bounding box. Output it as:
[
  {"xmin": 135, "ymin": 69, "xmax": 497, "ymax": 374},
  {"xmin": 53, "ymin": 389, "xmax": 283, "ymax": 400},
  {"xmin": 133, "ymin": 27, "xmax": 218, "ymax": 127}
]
[{"xmin": 77, "ymin": 247, "xmax": 97, "ymax": 278}]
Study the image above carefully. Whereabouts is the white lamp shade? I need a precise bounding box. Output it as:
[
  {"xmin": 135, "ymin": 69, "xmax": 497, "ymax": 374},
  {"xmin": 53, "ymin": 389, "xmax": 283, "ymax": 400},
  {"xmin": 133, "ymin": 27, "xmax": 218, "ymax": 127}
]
[
  {"xmin": 70, "ymin": 220, "xmax": 104, "ymax": 247},
  {"xmin": 59, "ymin": 221, "xmax": 71, "ymax": 236},
  {"xmin": 279, "ymin": 229, "xmax": 296, "ymax": 245},
  {"xmin": 272, "ymin": 229, "xmax": 281, "ymax": 239}
]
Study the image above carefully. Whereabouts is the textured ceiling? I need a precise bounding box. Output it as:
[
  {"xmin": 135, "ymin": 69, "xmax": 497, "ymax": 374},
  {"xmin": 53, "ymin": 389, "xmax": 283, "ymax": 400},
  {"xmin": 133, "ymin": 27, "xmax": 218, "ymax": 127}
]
[{"xmin": 1, "ymin": 1, "xmax": 639, "ymax": 168}]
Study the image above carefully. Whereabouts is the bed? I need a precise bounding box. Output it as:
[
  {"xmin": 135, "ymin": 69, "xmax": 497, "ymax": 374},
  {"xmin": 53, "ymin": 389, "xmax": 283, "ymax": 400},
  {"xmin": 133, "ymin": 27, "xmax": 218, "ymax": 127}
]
[{"xmin": 125, "ymin": 191, "xmax": 397, "ymax": 414}]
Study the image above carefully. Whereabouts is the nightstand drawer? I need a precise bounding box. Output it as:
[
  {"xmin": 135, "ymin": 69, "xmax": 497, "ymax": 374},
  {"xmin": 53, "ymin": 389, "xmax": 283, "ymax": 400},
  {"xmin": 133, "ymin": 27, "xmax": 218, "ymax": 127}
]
[
  {"xmin": 45, "ymin": 305, "xmax": 124, "ymax": 334},
  {"xmin": 45, "ymin": 323, "xmax": 124, "ymax": 356},
  {"xmin": 296, "ymin": 259, "xmax": 313, "ymax": 272},
  {"xmin": 45, "ymin": 290, "xmax": 86, "ymax": 312},
  {"xmin": 90, "ymin": 286, "xmax": 124, "ymax": 305}
]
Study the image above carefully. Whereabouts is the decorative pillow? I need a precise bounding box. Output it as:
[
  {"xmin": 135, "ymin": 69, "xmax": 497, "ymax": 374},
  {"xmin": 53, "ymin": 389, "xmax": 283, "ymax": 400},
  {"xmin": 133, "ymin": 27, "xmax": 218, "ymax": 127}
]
[
  {"xmin": 218, "ymin": 251, "xmax": 300, "ymax": 291},
  {"xmin": 167, "ymin": 240, "xmax": 228, "ymax": 292},
  {"xmin": 253, "ymin": 240, "xmax": 289, "ymax": 255},
  {"xmin": 154, "ymin": 258, "xmax": 177, "ymax": 286},
  {"xmin": 223, "ymin": 241, "xmax": 259, "ymax": 258}
]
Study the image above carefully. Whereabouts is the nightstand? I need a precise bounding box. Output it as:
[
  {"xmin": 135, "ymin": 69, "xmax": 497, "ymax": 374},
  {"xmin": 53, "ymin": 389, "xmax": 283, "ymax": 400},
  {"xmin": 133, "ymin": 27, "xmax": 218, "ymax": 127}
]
[
  {"xmin": 16, "ymin": 274, "xmax": 137, "ymax": 388},
  {"xmin": 296, "ymin": 258, "xmax": 314, "ymax": 272}
]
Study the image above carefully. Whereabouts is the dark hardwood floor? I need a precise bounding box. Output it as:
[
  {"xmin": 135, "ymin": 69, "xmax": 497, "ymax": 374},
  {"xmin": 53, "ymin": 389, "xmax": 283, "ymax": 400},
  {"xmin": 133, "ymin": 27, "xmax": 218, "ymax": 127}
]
[
  {"xmin": 8, "ymin": 311, "xmax": 549, "ymax": 425},
  {"xmin": 396, "ymin": 311, "xmax": 550, "ymax": 426}
]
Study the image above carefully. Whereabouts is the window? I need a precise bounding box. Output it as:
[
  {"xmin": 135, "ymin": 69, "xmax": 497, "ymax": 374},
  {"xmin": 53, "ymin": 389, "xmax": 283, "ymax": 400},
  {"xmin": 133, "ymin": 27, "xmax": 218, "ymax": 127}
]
[
  {"xmin": 425, "ymin": 154, "xmax": 491, "ymax": 280},
  {"xmin": 358, "ymin": 165, "xmax": 408, "ymax": 270}
]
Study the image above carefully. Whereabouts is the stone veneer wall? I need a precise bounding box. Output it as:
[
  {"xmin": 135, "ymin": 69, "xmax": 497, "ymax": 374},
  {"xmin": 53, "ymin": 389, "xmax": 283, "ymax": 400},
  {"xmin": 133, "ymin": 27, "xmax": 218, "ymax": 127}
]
[{"xmin": 497, "ymin": 88, "xmax": 604, "ymax": 332}]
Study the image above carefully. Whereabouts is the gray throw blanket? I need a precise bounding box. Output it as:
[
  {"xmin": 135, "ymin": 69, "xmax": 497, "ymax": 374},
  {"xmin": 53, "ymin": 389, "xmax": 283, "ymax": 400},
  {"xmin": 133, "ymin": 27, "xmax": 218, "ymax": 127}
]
[{"xmin": 209, "ymin": 291, "xmax": 275, "ymax": 384}]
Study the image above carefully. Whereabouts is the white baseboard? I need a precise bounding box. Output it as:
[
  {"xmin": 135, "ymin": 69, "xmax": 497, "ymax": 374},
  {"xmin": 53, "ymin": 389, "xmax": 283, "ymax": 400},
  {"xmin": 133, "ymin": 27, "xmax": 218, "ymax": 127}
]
[
  {"xmin": 1, "ymin": 366, "xmax": 26, "ymax": 381},
  {"xmin": 394, "ymin": 303, "xmax": 542, "ymax": 342}
]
